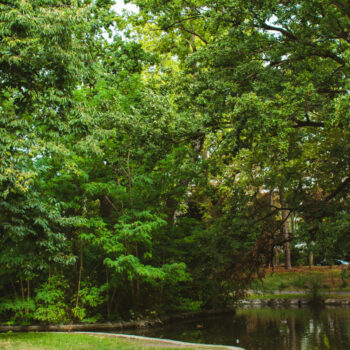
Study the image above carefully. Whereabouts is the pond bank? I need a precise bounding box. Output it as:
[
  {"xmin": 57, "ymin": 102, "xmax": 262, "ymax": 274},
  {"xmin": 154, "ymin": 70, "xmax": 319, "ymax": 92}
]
[
  {"xmin": 242, "ymin": 291, "xmax": 350, "ymax": 306},
  {"xmin": 0, "ymin": 308, "xmax": 236, "ymax": 333}
]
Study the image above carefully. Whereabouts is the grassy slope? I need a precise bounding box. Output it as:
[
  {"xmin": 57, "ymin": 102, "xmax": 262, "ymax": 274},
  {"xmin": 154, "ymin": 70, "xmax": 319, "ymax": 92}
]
[
  {"xmin": 250, "ymin": 266, "xmax": 350, "ymax": 297},
  {"xmin": 0, "ymin": 332, "xmax": 231, "ymax": 350}
]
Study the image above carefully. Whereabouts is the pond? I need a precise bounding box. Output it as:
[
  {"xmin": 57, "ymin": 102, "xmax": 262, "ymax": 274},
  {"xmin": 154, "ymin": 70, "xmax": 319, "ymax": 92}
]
[{"xmin": 123, "ymin": 306, "xmax": 350, "ymax": 350}]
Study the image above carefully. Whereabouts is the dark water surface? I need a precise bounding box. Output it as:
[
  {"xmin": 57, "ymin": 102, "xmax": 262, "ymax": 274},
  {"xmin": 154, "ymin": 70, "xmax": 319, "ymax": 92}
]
[{"xmin": 122, "ymin": 306, "xmax": 350, "ymax": 350}]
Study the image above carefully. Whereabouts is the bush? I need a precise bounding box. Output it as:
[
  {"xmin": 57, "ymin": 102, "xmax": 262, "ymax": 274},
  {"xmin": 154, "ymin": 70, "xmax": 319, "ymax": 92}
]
[
  {"xmin": 0, "ymin": 299, "xmax": 35, "ymax": 325},
  {"xmin": 33, "ymin": 276, "xmax": 69, "ymax": 324},
  {"xmin": 291, "ymin": 275, "xmax": 308, "ymax": 289},
  {"xmin": 305, "ymin": 277, "xmax": 323, "ymax": 303}
]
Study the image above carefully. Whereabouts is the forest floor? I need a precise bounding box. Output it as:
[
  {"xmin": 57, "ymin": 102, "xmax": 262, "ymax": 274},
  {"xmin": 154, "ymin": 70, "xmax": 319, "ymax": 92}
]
[
  {"xmin": 247, "ymin": 266, "xmax": 350, "ymax": 300},
  {"xmin": 0, "ymin": 332, "xmax": 242, "ymax": 350}
]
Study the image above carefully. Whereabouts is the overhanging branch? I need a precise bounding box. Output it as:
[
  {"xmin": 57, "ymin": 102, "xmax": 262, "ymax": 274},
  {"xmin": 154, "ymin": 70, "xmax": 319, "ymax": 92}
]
[{"xmin": 325, "ymin": 176, "xmax": 350, "ymax": 201}]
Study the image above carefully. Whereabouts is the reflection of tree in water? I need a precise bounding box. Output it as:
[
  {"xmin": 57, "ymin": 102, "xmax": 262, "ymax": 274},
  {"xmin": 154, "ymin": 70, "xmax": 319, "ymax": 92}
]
[
  {"xmin": 302, "ymin": 308, "xmax": 350, "ymax": 350},
  {"xmin": 212, "ymin": 307, "xmax": 350, "ymax": 350},
  {"xmin": 237, "ymin": 307, "xmax": 350, "ymax": 350},
  {"xmin": 128, "ymin": 307, "xmax": 350, "ymax": 350},
  {"xmin": 288, "ymin": 316, "xmax": 296, "ymax": 350}
]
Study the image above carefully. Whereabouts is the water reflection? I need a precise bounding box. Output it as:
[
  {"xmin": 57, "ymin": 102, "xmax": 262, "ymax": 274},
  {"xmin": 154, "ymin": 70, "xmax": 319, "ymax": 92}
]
[{"xmin": 125, "ymin": 306, "xmax": 350, "ymax": 350}]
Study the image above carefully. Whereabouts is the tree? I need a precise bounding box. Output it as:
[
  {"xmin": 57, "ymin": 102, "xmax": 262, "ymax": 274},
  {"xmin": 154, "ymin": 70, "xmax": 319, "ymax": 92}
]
[
  {"xmin": 0, "ymin": 0, "xmax": 109, "ymax": 322},
  {"xmin": 130, "ymin": 0, "xmax": 350, "ymax": 268},
  {"xmin": 2, "ymin": 0, "xmax": 350, "ymax": 324}
]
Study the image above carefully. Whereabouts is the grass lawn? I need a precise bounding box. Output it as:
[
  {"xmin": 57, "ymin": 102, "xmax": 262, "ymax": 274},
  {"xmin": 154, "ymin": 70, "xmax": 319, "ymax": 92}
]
[
  {"xmin": 252, "ymin": 266, "xmax": 350, "ymax": 293},
  {"xmin": 0, "ymin": 332, "xmax": 234, "ymax": 350},
  {"xmin": 246, "ymin": 293, "xmax": 306, "ymax": 300}
]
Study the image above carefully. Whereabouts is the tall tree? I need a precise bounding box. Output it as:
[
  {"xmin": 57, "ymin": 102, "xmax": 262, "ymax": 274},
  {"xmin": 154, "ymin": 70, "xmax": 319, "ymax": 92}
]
[
  {"xmin": 130, "ymin": 0, "xmax": 350, "ymax": 268},
  {"xmin": 0, "ymin": 0, "xmax": 111, "ymax": 321}
]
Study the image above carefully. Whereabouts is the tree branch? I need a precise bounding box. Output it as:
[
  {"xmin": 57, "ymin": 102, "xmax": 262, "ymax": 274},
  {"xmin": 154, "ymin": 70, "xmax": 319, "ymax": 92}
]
[
  {"xmin": 291, "ymin": 117, "xmax": 325, "ymax": 128},
  {"xmin": 162, "ymin": 16, "xmax": 201, "ymax": 31},
  {"xmin": 259, "ymin": 23, "xmax": 298, "ymax": 40},
  {"xmin": 180, "ymin": 25, "xmax": 208, "ymax": 44},
  {"xmin": 325, "ymin": 176, "xmax": 350, "ymax": 201}
]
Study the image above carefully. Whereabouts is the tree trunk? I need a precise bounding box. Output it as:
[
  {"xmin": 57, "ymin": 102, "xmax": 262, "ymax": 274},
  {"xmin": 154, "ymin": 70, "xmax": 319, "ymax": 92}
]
[
  {"xmin": 106, "ymin": 268, "xmax": 110, "ymax": 319},
  {"xmin": 126, "ymin": 149, "xmax": 133, "ymax": 208},
  {"xmin": 273, "ymin": 247, "xmax": 280, "ymax": 267},
  {"xmin": 309, "ymin": 250, "xmax": 314, "ymax": 267},
  {"xmin": 135, "ymin": 242, "xmax": 140, "ymax": 309},
  {"xmin": 20, "ymin": 279, "xmax": 25, "ymax": 302},
  {"xmin": 75, "ymin": 244, "xmax": 83, "ymax": 308},
  {"xmin": 270, "ymin": 189, "xmax": 278, "ymax": 268},
  {"xmin": 280, "ymin": 190, "xmax": 292, "ymax": 269},
  {"xmin": 26, "ymin": 280, "xmax": 30, "ymax": 300},
  {"xmin": 130, "ymin": 280, "xmax": 136, "ymax": 311},
  {"xmin": 11, "ymin": 280, "xmax": 18, "ymax": 298}
]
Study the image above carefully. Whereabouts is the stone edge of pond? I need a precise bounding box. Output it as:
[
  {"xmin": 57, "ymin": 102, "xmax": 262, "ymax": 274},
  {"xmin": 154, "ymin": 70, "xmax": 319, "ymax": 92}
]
[
  {"xmin": 64, "ymin": 331, "xmax": 245, "ymax": 350},
  {"xmin": 239, "ymin": 298, "xmax": 350, "ymax": 306},
  {"xmin": 0, "ymin": 308, "xmax": 236, "ymax": 333}
]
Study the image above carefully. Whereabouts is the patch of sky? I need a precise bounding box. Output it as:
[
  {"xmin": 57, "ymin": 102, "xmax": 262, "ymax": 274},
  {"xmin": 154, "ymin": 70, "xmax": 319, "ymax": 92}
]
[
  {"xmin": 102, "ymin": 0, "xmax": 139, "ymax": 42},
  {"xmin": 112, "ymin": 0, "xmax": 138, "ymax": 15}
]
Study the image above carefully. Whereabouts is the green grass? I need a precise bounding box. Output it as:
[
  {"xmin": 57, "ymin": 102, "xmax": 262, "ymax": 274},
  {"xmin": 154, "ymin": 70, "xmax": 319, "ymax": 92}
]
[
  {"xmin": 246, "ymin": 293, "xmax": 306, "ymax": 300},
  {"xmin": 0, "ymin": 332, "xmax": 229, "ymax": 350},
  {"xmin": 247, "ymin": 293, "xmax": 350, "ymax": 300},
  {"xmin": 251, "ymin": 266, "xmax": 350, "ymax": 293}
]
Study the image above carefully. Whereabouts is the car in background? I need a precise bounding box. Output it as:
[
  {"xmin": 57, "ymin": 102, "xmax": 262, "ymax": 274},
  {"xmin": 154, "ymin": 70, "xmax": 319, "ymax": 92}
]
[
  {"xmin": 320, "ymin": 259, "xmax": 349, "ymax": 266},
  {"xmin": 336, "ymin": 259, "xmax": 350, "ymax": 265}
]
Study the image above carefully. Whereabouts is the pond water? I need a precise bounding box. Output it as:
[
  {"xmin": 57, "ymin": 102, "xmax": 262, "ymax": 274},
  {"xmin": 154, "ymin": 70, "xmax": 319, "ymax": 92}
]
[{"xmin": 123, "ymin": 306, "xmax": 350, "ymax": 350}]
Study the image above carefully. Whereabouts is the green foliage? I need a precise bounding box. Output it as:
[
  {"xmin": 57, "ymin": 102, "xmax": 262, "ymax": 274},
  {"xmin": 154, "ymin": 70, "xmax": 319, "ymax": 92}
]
[
  {"xmin": 0, "ymin": 299, "xmax": 35, "ymax": 325},
  {"xmin": 340, "ymin": 267, "xmax": 350, "ymax": 289},
  {"xmin": 291, "ymin": 276, "xmax": 309, "ymax": 290},
  {"xmin": 2, "ymin": 0, "xmax": 350, "ymax": 324},
  {"xmin": 305, "ymin": 277, "xmax": 323, "ymax": 303},
  {"xmin": 34, "ymin": 277, "xmax": 69, "ymax": 324}
]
